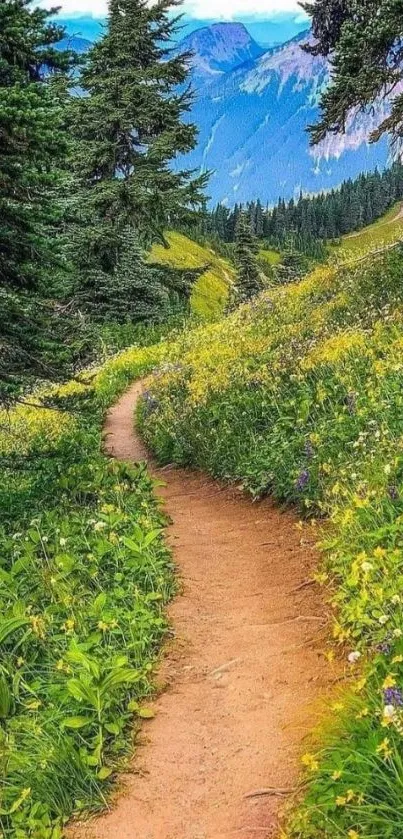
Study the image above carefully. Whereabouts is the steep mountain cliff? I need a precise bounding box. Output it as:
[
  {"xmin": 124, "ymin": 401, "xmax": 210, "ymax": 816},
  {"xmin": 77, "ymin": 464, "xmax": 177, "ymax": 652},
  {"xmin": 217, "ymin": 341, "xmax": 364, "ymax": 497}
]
[
  {"xmin": 179, "ymin": 28, "xmax": 390, "ymax": 205},
  {"xmin": 179, "ymin": 22, "xmax": 264, "ymax": 82}
]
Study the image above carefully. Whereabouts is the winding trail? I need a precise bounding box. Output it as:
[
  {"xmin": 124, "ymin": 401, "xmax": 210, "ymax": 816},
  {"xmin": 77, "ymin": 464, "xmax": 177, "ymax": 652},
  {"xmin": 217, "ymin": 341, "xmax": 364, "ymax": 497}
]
[{"xmin": 72, "ymin": 381, "xmax": 336, "ymax": 839}]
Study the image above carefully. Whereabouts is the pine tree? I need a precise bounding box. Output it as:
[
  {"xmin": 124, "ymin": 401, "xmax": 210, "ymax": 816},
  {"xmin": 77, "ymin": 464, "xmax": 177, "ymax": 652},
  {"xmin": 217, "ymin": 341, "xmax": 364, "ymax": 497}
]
[
  {"xmin": 72, "ymin": 0, "xmax": 207, "ymax": 276},
  {"xmin": 232, "ymin": 212, "xmax": 264, "ymax": 305},
  {"xmin": 0, "ymin": 0, "xmax": 75, "ymax": 403},
  {"xmin": 0, "ymin": 0, "xmax": 72, "ymax": 289},
  {"xmin": 80, "ymin": 226, "xmax": 199, "ymax": 322},
  {"xmin": 303, "ymin": 0, "xmax": 403, "ymax": 148}
]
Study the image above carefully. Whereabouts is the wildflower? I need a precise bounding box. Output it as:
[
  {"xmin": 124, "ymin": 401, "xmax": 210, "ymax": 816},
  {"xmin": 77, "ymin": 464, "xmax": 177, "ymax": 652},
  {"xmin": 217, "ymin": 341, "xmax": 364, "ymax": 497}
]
[
  {"xmin": 295, "ymin": 469, "xmax": 310, "ymax": 492},
  {"xmin": 383, "ymin": 675, "xmax": 397, "ymax": 689},
  {"xmin": 98, "ymin": 621, "xmax": 109, "ymax": 632},
  {"xmin": 332, "ymin": 769, "xmax": 342, "ymax": 780},
  {"xmin": 348, "ymin": 651, "xmax": 361, "ymax": 664},
  {"xmin": 61, "ymin": 618, "xmax": 75, "ymax": 633},
  {"xmin": 348, "ymin": 831, "xmax": 360, "ymax": 839},
  {"xmin": 374, "ymin": 547, "xmax": 387, "ymax": 559},
  {"xmin": 379, "ymin": 614, "xmax": 389, "ymax": 625},
  {"xmin": 59, "ymin": 537, "xmax": 67, "ymax": 547},
  {"xmin": 16, "ymin": 657, "xmax": 25, "ymax": 668},
  {"xmin": 376, "ymin": 737, "xmax": 392, "ymax": 758},
  {"xmin": 356, "ymin": 707, "xmax": 369, "ymax": 719},
  {"xmin": 336, "ymin": 795, "xmax": 347, "ymax": 806},
  {"xmin": 384, "ymin": 687, "xmax": 403, "ymax": 706},
  {"xmin": 376, "ymin": 641, "xmax": 391, "ymax": 654},
  {"xmin": 361, "ymin": 561, "xmax": 373, "ymax": 573},
  {"xmin": 301, "ymin": 752, "xmax": 319, "ymax": 771},
  {"xmin": 94, "ymin": 521, "xmax": 107, "ymax": 532},
  {"xmin": 383, "ymin": 704, "xmax": 396, "ymax": 722},
  {"xmin": 393, "ymin": 628, "xmax": 403, "ymax": 638},
  {"xmin": 388, "ymin": 486, "xmax": 399, "ymax": 501},
  {"xmin": 30, "ymin": 615, "xmax": 46, "ymax": 639},
  {"xmin": 392, "ymin": 594, "xmax": 401, "ymax": 605}
]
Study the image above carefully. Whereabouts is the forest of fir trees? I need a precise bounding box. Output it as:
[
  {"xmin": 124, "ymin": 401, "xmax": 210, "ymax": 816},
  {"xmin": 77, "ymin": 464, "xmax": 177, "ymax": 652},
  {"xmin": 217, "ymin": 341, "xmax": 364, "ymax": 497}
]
[{"xmin": 206, "ymin": 162, "xmax": 403, "ymax": 251}]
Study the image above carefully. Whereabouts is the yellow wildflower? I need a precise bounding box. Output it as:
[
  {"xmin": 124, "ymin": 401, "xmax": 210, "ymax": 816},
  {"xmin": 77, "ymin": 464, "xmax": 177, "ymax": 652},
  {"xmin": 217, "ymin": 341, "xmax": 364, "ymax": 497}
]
[
  {"xmin": 336, "ymin": 796, "xmax": 347, "ymax": 807},
  {"xmin": 301, "ymin": 753, "xmax": 319, "ymax": 772},
  {"xmin": 382, "ymin": 674, "xmax": 397, "ymax": 690},
  {"xmin": 376, "ymin": 737, "xmax": 392, "ymax": 759}
]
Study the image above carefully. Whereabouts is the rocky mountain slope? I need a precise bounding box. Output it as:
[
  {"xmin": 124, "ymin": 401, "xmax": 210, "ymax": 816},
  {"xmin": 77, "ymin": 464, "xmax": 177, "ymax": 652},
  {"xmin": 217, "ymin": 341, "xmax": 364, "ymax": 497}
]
[
  {"xmin": 178, "ymin": 26, "xmax": 390, "ymax": 205},
  {"xmin": 179, "ymin": 22, "xmax": 264, "ymax": 83}
]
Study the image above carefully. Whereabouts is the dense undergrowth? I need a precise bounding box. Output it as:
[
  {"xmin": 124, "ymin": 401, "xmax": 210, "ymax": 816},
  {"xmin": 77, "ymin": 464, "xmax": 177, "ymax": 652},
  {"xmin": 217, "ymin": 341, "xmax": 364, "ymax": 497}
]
[
  {"xmin": 0, "ymin": 340, "xmax": 179, "ymax": 838},
  {"xmin": 139, "ymin": 244, "xmax": 403, "ymax": 837}
]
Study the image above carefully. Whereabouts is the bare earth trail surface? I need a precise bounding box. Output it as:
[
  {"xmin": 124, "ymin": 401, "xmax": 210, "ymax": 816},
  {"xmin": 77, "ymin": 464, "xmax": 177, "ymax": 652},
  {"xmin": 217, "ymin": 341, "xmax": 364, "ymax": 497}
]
[{"xmin": 72, "ymin": 381, "xmax": 336, "ymax": 839}]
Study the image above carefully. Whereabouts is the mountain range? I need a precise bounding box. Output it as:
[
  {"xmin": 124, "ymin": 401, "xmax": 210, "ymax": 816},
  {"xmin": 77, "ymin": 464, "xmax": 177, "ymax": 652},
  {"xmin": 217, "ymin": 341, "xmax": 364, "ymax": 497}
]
[
  {"xmin": 177, "ymin": 24, "xmax": 390, "ymax": 206},
  {"xmin": 59, "ymin": 19, "xmax": 392, "ymax": 207}
]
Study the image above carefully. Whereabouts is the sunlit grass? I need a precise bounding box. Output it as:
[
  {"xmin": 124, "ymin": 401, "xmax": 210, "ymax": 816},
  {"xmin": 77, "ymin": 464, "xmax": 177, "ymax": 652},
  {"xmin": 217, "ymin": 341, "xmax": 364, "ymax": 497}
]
[
  {"xmin": 148, "ymin": 231, "xmax": 234, "ymax": 319},
  {"xmin": 330, "ymin": 202, "xmax": 403, "ymax": 264}
]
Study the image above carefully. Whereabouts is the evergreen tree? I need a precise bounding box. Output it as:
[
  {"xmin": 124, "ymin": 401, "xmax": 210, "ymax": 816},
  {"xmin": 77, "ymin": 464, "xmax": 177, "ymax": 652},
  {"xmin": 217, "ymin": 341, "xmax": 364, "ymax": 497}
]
[
  {"xmin": 0, "ymin": 0, "xmax": 72, "ymax": 289},
  {"xmin": 207, "ymin": 162, "xmax": 403, "ymax": 253},
  {"xmin": 80, "ymin": 226, "xmax": 199, "ymax": 322},
  {"xmin": 0, "ymin": 0, "xmax": 75, "ymax": 403},
  {"xmin": 303, "ymin": 0, "xmax": 403, "ymax": 148},
  {"xmin": 72, "ymin": 0, "xmax": 207, "ymax": 278},
  {"xmin": 232, "ymin": 213, "xmax": 264, "ymax": 305}
]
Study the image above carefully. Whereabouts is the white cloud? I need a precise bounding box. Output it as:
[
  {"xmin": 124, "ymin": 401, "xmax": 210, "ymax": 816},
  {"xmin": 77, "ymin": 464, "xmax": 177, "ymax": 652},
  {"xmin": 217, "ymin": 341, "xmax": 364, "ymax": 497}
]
[
  {"xmin": 184, "ymin": 0, "xmax": 305, "ymax": 18},
  {"xmin": 40, "ymin": 0, "xmax": 307, "ymax": 20}
]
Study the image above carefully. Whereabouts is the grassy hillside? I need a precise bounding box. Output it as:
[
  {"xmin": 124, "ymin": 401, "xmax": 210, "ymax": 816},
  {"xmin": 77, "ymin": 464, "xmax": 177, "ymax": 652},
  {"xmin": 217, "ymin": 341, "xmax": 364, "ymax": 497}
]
[
  {"xmin": 0, "ymin": 341, "xmax": 178, "ymax": 838},
  {"xmin": 139, "ymin": 243, "xmax": 403, "ymax": 837},
  {"xmin": 149, "ymin": 231, "xmax": 234, "ymax": 320},
  {"xmin": 258, "ymin": 248, "xmax": 281, "ymax": 266},
  {"xmin": 331, "ymin": 202, "xmax": 403, "ymax": 263}
]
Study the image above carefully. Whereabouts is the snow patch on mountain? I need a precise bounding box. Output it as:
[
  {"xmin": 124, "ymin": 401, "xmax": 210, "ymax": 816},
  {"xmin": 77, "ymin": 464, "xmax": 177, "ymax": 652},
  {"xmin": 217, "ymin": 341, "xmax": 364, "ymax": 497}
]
[{"xmin": 176, "ymin": 24, "xmax": 392, "ymax": 204}]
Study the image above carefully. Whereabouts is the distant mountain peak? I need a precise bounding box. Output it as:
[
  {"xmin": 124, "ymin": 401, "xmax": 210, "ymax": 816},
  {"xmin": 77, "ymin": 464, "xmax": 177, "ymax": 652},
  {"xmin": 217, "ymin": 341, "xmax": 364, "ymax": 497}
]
[{"xmin": 179, "ymin": 21, "xmax": 264, "ymax": 82}]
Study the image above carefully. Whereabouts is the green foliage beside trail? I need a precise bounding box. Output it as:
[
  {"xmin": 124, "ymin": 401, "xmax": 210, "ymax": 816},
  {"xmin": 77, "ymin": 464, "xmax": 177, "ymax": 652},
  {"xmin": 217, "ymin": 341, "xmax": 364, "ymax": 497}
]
[
  {"xmin": 139, "ymin": 244, "xmax": 403, "ymax": 838},
  {"xmin": 0, "ymin": 339, "xmax": 176, "ymax": 838}
]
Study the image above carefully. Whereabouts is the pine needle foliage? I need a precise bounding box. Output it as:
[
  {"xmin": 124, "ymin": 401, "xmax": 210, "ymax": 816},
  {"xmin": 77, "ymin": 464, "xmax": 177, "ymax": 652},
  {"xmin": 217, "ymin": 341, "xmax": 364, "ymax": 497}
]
[
  {"xmin": 303, "ymin": 0, "xmax": 403, "ymax": 148},
  {"xmin": 0, "ymin": 0, "xmax": 78, "ymax": 404},
  {"xmin": 71, "ymin": 0, "xmax": 207, "ymax": 273},
  {"xmin": 231, "ymin": 212, "xmax": 264, "ymax": 305}
]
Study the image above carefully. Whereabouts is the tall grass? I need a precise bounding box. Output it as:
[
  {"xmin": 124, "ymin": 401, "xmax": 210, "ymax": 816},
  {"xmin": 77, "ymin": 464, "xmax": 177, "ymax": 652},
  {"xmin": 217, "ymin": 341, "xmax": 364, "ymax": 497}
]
[{"xmin": 0, "ymin": 341, "xmax": 177, "ymax": 838}]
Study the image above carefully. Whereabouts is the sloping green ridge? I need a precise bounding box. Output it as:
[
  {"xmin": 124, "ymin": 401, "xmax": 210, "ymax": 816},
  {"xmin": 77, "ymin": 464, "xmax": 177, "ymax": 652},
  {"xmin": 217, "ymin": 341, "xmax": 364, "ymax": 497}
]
[{"xmin": 149, "ymin": 231, "xmax": 234, "ymax": 319}]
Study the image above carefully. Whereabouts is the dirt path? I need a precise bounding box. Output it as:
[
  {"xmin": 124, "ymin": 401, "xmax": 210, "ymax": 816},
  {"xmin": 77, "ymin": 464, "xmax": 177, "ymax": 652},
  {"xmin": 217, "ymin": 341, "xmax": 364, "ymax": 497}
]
[{"xmin": 71, "ymin": 381, "xmax": 335, "ymax": 839}]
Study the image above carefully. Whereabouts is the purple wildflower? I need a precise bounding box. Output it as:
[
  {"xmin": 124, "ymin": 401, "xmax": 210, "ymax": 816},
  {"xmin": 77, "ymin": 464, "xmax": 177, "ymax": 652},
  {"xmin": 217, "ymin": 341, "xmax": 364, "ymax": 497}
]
[
  {"xmin": 142, "ymin": 390, "xmax": 159, "ymax": 416},
  {"xmin": 345, "ymin": 392, "xmax": 357, "ymax": 415},
  {"xmin": 295, "ymin": 469, "xmax": 310, "ymax": 492},
  {"xmin": 384, "ymin": 687, "xmax": 403, "ymax": 707},
  {"xmin": 304, "ymin": 440, "xmax": 315, "ymax": 460},
  {"xmin": 388, "ymin": 486, "xmax": 399, "ymax": 501},
  {"xmin": 376, "ymin": 642, "xmax": 392, "ymax": 655}
]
